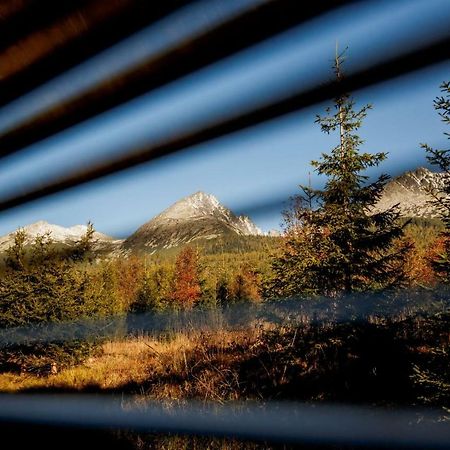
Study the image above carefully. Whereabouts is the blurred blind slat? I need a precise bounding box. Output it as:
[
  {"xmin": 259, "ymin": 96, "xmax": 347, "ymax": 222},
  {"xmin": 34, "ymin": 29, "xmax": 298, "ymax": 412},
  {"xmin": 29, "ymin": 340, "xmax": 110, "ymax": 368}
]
[
  {"xmin": 0, "ymin": 0, "xmax": 192, "ymax": 105},
  {"xmin": 0, "ymin": 34, "xmax": 447, "ymax": 214},
  {"xmin": 0, "ymin": 0, "xmax": 358, "ymax": 159}
]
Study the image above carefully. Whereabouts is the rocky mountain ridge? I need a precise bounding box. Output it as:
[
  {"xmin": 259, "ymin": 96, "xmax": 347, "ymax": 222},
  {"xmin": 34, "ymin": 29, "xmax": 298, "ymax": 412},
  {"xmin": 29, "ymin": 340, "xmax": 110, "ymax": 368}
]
[
  {"xmin": 373, "ymin": 167, "xmax": 446, "ymax": 218},
  {"xmin": 123, "ymin": 192, "xmax": 262, "ymax": 252}
]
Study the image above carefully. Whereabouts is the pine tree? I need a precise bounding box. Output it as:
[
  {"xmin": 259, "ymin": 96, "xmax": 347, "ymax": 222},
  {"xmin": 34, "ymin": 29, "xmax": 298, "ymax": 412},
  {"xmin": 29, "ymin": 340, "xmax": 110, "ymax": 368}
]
[
  {"xmin": 216, "ymin": 277, "xmax": 231, "ymax": 306},
  {"xmin": 5, "ymin": 228, "xmax": 27, "ymax": 269},
  {"xmin": 421, "ymin": 81, "xmax": 450, "ymax": 281},
  {"xmin": 70, "ymin": 221, "xmax": 97, "ymax": 262},
  {"xmin": 270, "ymin": 50, "xmax": 410, "ymax": 299},
  {"xmin": 132, "ymin": 264, "xmax": 173, "ymax": 312}
]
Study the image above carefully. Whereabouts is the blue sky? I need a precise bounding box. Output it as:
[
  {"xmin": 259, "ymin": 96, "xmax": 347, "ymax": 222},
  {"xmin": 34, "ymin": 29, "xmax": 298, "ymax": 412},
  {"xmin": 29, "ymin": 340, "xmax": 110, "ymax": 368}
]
[{"xmin": 0, "ymin": 0, "xmax": 448, "ymax": 238}]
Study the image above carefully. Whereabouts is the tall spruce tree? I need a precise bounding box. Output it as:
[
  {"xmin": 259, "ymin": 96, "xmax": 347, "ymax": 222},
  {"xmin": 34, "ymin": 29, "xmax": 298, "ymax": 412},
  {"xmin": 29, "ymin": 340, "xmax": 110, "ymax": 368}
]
[
  {"xmin": 421, "ymin": 81, "xmax": 450, "ymax": 281},
  {"xmin": 270, "ymin": 50, "xmax": 410, "ymax": 299}
]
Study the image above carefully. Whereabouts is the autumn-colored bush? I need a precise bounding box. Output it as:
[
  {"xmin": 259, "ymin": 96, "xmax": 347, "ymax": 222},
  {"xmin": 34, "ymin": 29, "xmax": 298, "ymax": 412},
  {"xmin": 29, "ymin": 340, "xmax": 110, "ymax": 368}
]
[
  {"xmin": 171, "ymin": 247, "xmax": 202, "ymax": 308},
  {"xmin": 230, "ymin": 266, "xmax": 262, "ymax": 302}
]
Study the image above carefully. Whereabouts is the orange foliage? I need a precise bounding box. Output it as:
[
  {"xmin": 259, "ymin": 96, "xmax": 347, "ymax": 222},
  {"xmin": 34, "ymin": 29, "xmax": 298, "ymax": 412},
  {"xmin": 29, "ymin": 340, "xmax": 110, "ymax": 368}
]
[
  {"xmin": 404, "ymin": 235, "xmax": 444, "ymax": 288},
  {"xmin": 231, "ymin": 267, "xmax": 262, "ymax": 302},
  {"xmin": 426, "ymin": 235, "xmax": 449, "ymax": 282},
  {"xmin": 171, "ymin": 247, "xmax": 201, "ymax": 308}
]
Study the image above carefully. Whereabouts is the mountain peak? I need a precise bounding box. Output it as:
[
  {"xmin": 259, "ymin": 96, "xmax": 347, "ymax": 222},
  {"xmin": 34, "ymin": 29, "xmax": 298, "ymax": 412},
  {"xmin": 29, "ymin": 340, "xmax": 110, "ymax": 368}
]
[
  {"xmin": 24, "ymin": 220, "xmax": 50, "ymax": 230},
  {"xmin": 190, "ymin": 191, "xmax": 217, "ymax": 200},
  {"xmin": 125, "ymin": 192, "xmax": 262, "ymax": 251},
  {"xmin": 156, "ymin": 191, "xmax": 225, "ymax": 221},
  {"xmin": 183, "ymin": 191, "xmax": 221, "ymax": 209},
  {"xmin": 395, "ymin": 166, "xmax": 435, "ymax": 184},
  {"xmin": 414, "ymin": 166, "xmax": 431, "ymax": 176}
]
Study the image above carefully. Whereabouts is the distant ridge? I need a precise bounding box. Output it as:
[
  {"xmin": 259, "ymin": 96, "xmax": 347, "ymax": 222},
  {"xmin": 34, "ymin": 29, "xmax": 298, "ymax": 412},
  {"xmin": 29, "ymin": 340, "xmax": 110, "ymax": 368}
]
[
  {"xmin": 374, "ymin": 167, "xmax": 446, "ymax": 218},
  {"xmin": 0, "ymin": 221, "xmax": 119, "ymax": 253}
]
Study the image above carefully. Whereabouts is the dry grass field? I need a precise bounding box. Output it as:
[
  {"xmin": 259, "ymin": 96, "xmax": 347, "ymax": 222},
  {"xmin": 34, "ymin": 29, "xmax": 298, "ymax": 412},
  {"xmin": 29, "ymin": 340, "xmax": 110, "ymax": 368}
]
[{"xmin": 1, "ymin": 311, "xmax": 448, "ymax": 414}]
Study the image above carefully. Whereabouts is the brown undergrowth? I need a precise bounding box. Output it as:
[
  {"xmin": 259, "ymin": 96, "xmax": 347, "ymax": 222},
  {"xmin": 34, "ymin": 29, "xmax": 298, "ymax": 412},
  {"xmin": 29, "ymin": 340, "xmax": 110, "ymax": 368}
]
[
  {"xmin": 0, "ymin": 313, "xmax": 449, "ymax": 412},
  {"xmin": 1, "ymin": 314, "xmax": 449, "ymax": 449}
]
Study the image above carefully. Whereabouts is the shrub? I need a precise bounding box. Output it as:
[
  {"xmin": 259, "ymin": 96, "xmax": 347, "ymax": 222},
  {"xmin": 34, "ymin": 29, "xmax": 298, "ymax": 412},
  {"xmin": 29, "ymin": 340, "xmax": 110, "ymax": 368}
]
[{"xmin": 0, "ymin": 227, "xmax": 120, "ymax": 373}]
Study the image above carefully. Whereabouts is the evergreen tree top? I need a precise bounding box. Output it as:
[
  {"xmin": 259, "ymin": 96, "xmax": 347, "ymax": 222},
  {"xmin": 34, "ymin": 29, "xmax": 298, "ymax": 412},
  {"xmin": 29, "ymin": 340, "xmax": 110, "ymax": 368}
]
[{"xmin": 270, "ymin": 49, "xmax": 410, "ymax": 299}]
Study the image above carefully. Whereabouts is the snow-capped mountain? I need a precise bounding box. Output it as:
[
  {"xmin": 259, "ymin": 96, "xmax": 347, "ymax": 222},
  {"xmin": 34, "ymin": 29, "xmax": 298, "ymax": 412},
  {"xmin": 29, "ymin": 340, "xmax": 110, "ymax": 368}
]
[
  {"xmin": 123, "ymin": 192, "xmax": 262, "ymax": 252},
  {"xmin": 373, "ymin": 167, "xmax": 446, "ymax": 218},
  {"xmin": 0, "ymin": 221, "xmax": 119, "ymax": 253}
]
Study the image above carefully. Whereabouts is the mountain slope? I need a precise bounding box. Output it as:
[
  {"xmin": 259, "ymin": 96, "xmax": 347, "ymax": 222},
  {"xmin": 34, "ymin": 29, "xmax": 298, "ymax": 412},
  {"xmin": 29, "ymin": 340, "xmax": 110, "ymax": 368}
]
[
  {"xmin": 374, "ymin": 167, "xmax": 446, "ymax": 218},
  {"xmin": 123, "ymin": 192, "xmax": 262, "ymax": 252}
]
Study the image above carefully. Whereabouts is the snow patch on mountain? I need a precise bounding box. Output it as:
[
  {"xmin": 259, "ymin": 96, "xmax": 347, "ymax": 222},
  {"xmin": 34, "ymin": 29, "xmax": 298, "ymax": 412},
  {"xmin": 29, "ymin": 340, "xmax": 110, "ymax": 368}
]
[{"xmin": 0, "ymin": 221, "xmax": 118, "ymax": 253}]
